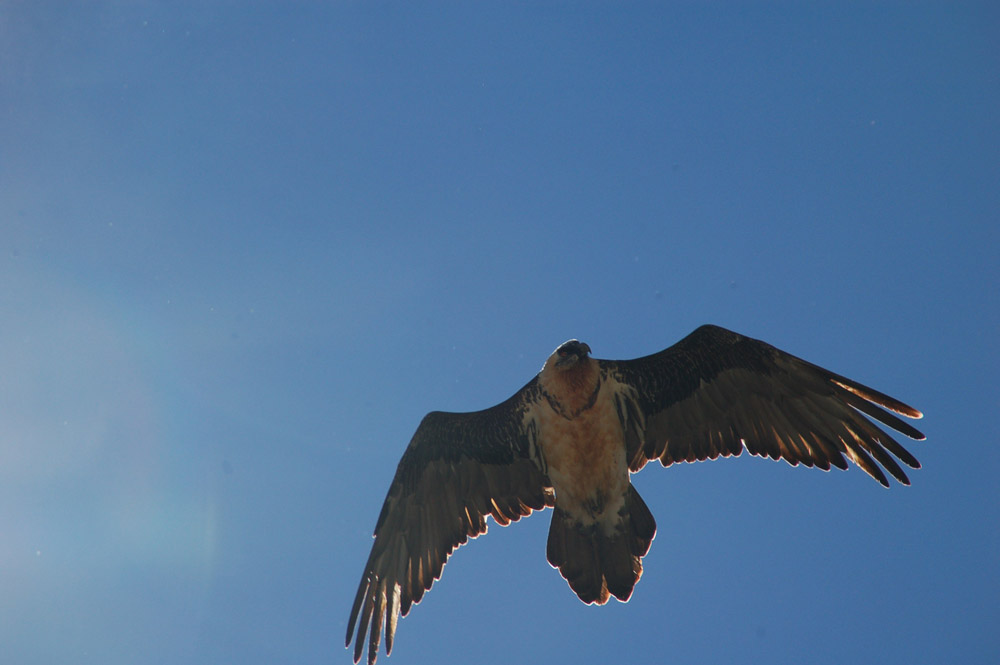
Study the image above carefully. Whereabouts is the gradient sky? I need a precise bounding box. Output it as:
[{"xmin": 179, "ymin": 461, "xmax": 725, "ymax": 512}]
[{"xmin": 2, "ymin": 3, "xmax": 997, "ymax": 665}]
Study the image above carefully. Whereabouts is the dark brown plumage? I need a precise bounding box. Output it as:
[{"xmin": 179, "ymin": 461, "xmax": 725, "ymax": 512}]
[{"xmin": 346, "ymin": 325, "xmax": 924, "ymax": 665}]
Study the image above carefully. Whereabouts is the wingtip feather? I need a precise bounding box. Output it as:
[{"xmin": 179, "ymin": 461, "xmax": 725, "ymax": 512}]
[{"xmin": 829, "ymin": 378, "xmax": 922, "ymax": 420}]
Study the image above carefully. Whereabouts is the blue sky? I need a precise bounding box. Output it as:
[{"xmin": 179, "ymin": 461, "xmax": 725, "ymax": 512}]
[{"xmin": 1, "ymin": 3, "xmax": 997, "ymax": 664}]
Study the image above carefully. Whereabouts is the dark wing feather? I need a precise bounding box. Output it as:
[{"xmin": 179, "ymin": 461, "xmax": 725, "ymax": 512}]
[
  {"xmin": 346, "ymin": 379, "xmax": 553, "ymax": 665},
  {"xmin": 605, "ymin": 325, "xmax": 924, "ymax": 486}
]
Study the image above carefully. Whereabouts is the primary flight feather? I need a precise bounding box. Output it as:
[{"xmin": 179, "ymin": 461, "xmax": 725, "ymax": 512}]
[{"xmin": 346, "ymin": 325, "xmax": 925, "ymax": 665}]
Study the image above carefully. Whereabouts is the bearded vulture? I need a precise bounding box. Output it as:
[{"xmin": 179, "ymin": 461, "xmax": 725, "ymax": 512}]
[{"xmin": 346, "ymin": 325, "xmax": 925, "ymax": 665}]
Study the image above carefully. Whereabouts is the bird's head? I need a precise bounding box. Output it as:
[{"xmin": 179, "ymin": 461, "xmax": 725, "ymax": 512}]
[{"xmin": 549, "ymin": 339, "xmax": 592, "ymax": 370}]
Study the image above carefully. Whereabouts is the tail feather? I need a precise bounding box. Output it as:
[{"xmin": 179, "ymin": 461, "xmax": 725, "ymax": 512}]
[
  {"xmin": 546, "ymin": 484, "xmax": 657, "ymax": 605},
  {"xmin": 626, "ymin": 484, "xmax": 656, "ymax": 557},
  {"xmin": 599, "ymin": 530, "xmax": 640, "ymax": 601},
  {"xmin": 546, "ymin": 504, "xmax": 608, "ymax": 603}
]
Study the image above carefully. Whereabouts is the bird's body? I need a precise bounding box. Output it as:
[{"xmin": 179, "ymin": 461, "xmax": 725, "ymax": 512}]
[
  {"xmin": 537, "ymin": 344, "xmax": 626, "ymax": 527},
  {"xmin": 346, "ymin": 326, "xmax": 925, "ymax": 665},
  {"xmin": 537, "ymin": 341, "xmax": 653, "ymax": 604},
  {"xmin": 538, "ymin": 380, "xmax": 628, "ymax": 528}
]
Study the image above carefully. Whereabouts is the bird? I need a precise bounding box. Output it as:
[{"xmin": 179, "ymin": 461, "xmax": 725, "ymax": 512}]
[{"xmin": 345, "ymin": 324, "xmax": 925, "ymax": 665}]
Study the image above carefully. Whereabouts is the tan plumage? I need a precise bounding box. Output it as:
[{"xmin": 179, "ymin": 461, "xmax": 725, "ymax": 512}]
[{"xmin": 345, "ymin": 325, "xmax": 925, "ymax": 665}]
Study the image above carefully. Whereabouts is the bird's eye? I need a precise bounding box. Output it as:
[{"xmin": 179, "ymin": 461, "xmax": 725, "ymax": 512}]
[{"xmin": 558, "ymin": 350, "xmax": 568, "ymax": 357}]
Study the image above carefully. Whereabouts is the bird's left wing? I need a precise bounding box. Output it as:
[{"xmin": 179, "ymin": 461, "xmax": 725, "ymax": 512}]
[
  {"xmin": 602, "ymin": 325, "xmax": 925, "ymax": 487},
  {"xmin": 346, "ymin": 378, "xmax": 553, "ymax": 665}
]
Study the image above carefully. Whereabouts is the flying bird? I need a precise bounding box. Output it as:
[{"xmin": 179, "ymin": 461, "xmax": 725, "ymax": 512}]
[{"xmin": 346, "ymin": 325, "xmax": 925, "ymax": 665}]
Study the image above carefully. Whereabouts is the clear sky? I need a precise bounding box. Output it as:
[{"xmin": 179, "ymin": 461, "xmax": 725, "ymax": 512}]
[{"xmin": 1, "ymin": 3, "xmax": 997, "ymax": 664}]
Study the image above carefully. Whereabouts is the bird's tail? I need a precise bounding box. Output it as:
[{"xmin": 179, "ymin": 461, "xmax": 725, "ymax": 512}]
[{"xmin": 546, "ymin": 484, "xmax": 656, "ymax": 604}]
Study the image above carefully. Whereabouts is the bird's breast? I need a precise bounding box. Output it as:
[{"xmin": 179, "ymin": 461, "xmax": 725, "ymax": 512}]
[{"xmin": 537, "ymin": 383, "xmax": 628, "ymax": 525}]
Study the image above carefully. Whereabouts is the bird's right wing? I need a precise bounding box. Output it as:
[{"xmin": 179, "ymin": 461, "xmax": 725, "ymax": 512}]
[{"xmin": 346, "ymin": 379, "xmax": 554, "ymax": 665}]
